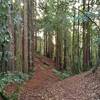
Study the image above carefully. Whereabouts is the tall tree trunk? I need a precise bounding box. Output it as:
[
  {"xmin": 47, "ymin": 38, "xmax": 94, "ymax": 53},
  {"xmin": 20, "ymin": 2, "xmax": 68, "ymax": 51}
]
[
  {"xmin": 72, "ymin": 7, "xmax": 76, "ymax": 73},
  {"xmin": 35, "ymin": 32, "xmax": 37, "ymax": 52},
  {"xmin": 28, "ymin": 0, "xmax": 34, "ymax": 72},
  {"xmin": 15, "ymin": 0, "xmax": 23, "ymax": 72},
  {"xmin": 97, "ymin": 20, "xmax": 100, "ymax": 64},
  {"xmin": 77, "ymin": 0, "xmax": 81, "ymax": 72},
  {"xmin": 63, "ymin": 32, "xmax": 67, "ymax": 70},
  {"xmin": 83, "ymin": 0, "xmax": 91, "ymax": 71},
  {"xmin": 56, "ymin": 30, "xmax": 63, "ymax": 70},
  {"xmin": 23, "ymin": 0, "xmax": 29, "ymax": 73},
  {"xmin": 47, "ymin": 33, "xmax": 54, "ymax": 58},
  {"xmin": 8, "ymin": 3, "xmax": 15, "ymax": 72},
  {"xmin": 44, "ymin": 32, "xmax": 46, "ymax": 56},
  {"xmin": 45, "ymin": 32, "xmax": 48, "ymax": 56},
  {"xmin": 82, "ymin": 0, "xmax": 87, "ymax": 71}
]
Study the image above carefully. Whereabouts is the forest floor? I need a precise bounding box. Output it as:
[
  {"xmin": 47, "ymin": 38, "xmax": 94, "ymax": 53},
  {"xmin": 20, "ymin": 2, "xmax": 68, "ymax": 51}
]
[
  {"xmin": 19, "ymin": 55, "xmax": 100, "ymax": 100},
  {"xmin": 1, "ymin": 55, "xmax": 100, "ymax": 100}
]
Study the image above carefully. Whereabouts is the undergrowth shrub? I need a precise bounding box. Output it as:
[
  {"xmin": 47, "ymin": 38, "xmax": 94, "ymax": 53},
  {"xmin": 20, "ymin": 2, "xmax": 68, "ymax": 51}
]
[
  {"xmin": 0, "ymin": 72, "xmax": 29, "ymax": 100},
  {"xmin": 53, "ymin": 69, "xmax": 72, "ymax": 80}
]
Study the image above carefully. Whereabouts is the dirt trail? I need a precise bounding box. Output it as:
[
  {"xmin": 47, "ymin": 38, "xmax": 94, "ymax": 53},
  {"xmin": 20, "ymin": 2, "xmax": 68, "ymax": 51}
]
[{"xmin": 20, "ymin": 56, "xmax": 60, "ymax": 100}]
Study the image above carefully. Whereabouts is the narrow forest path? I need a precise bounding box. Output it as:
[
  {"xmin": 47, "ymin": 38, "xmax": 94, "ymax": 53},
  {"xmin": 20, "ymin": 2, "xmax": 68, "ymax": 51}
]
[{"xmin": 20, "ymin": 55, "xmax": 60, "ymax": 100}]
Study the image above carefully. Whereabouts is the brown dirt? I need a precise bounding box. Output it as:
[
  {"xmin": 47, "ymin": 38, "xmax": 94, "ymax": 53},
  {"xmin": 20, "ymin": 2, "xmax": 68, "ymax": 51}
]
[
  {"xmin": 4, "ymin": 83, "xmax": 17, "ymax": 96},
  {"xmin": 19, "ymin": 55, "xmax": 60, "ymax": 100},
  {"xmin": 19, "ymin": 56, "xmax": 100, "ymax": 100},
  {"xmin": 38, "ymin": 71, "xmax": 100, "ymax": 100}
]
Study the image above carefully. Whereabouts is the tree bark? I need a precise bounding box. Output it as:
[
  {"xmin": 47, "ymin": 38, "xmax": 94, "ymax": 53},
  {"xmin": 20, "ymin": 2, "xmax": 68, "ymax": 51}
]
[{"xmin": 23, "ymin": 0, "xmax": 29, "ymax": 73}]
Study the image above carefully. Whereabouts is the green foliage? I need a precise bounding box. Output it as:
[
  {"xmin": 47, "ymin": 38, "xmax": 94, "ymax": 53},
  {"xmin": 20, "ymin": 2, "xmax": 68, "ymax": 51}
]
[
  {"xmin": 0, "ymin": 0, "xmax": 22, "ymax": 70},
  {"xmin": 0, "ymin": 0, "xmax": 10, "ymax": 35},
  {"xmin": 12, "ymin": 1, "xmax": 22, "ymax": 26},
  {"xmin": 95, "ymin": 37, "xmax": 100, "ymax": 45},
  {"xmin": 38, "ymin": 0, "xmax": 72, "ymax": 33},
  {"xmin": 53, "ymin": 69, "xmax": 72, "ymax": 80},
  {"xmin": 9, "ymin": 90, "xmax": 19, "ymax": 100},
  {"xmin": 0, "ymin": 72, "xmax": 29, "ymax": 89},
  {"xmin": 0, "ymin": 30, "xmax": 10, "ymax": 48},
  {"xmin": 0, "ymin": 0, "xmax": 11, "ymax": 69},
  {"xmin": 0, "ymin": 72, "xmax": 29, "ymax": 100}
]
